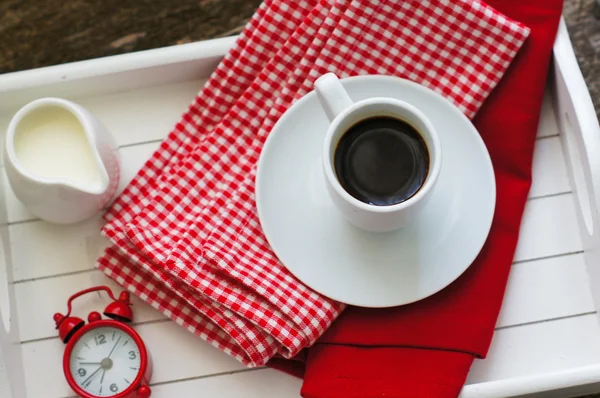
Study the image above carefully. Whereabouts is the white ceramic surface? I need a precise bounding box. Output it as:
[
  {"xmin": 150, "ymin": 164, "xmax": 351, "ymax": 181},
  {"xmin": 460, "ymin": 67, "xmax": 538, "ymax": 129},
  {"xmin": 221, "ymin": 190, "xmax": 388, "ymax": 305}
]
[
  {"xmin": 314, "ymin": 73, "xmax": 442, "ymax": 232},
  {"xmin": 3, "ymin": 98, "xmax": 120, "ymax": 224},
  {"xmin": 256, "ymin": 75, "xmax": 496, "ymax": 307}
]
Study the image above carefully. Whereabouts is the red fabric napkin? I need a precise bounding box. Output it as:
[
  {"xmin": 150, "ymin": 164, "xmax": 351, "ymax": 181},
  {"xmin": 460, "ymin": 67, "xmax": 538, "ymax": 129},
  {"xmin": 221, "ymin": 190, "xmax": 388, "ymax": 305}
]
[
  {"xmin": 97, "ymin": 1, "xmax": 535, "ymax": 391},
  {"xmin": 269, "ymin": 1, "xmax": 562, "ymax": 397}
]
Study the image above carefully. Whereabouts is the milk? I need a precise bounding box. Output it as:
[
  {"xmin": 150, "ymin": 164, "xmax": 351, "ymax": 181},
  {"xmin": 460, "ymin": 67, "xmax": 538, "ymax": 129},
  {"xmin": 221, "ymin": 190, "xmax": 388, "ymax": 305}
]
[{"xmin": 13, "ymin": 106, "xmax": 104, "ymax": 190}]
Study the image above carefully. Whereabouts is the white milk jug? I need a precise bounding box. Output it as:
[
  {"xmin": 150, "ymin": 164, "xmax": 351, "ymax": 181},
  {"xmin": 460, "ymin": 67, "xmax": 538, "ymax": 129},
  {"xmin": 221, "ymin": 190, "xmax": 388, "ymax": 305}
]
[{"xmin": 3, "ymin": 98, "xmax": 120, "ymax": 224}]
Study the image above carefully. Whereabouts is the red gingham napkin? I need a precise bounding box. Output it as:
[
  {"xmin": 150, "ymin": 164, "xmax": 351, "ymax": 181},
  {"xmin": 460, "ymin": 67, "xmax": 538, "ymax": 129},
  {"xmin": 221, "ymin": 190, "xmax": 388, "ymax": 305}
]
[
  {"xmin": 104, "ymin": 0, "xmax": 295, "ymax": 226},
  {"xmin": 101, "ymin": 0, "xmax": 339, "ymax": 367},
  {"xmin": 97, "ymin": 0, "xmax": 530, "ymax": 367}
]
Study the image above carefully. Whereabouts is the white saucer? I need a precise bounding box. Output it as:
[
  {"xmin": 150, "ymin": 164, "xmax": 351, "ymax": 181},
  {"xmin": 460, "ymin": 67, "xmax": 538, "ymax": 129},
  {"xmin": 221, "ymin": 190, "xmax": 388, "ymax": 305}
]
[{"xmin": 256, "ymin": 75, "xmax": 495, "ymax": 308}]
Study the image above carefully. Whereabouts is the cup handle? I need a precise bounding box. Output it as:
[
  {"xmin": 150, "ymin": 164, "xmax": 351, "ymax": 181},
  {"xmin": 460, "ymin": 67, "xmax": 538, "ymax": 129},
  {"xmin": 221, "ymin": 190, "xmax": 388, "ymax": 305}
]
[{"xmin": 314, "ymin": 73, "xmax": 354, "ymax": 122}]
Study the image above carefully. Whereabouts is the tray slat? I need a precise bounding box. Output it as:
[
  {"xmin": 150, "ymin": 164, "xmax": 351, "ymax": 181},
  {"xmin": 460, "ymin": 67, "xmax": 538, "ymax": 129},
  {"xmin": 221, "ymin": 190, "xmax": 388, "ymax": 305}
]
[
  {"xmin": 530, "ymin": 136, "xmax": 570, "ymax": 198},
  {"xmin": 468, "ymin": 314, "xmax": 600, "ymax": 384},
  {"xmin": 514, "ymin": 193, "xmax": 582, "ymax": 262},
  {"xmin": 147, "ymin": 369, "xmax": 302, "ymax": 398},
  {"xmin": 496, "ymin": 253, "xmax": 594, "ymax": 328},
  {"xmin": 76, "ymin": 81, "xmax": 202, "ymax": 148},
  {"xmin": 9, "ymin": 215, "xmax": 107, "ymax": 282},
  {"xmin": 537, "ymin": 91, "xmax": 560, "ymax": 139}
]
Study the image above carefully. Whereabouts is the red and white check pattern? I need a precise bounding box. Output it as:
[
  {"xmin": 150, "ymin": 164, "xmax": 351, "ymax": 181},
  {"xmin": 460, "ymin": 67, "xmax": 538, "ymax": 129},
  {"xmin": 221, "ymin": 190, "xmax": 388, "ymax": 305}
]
[
  {"xmin": 101, "ymin": 0, "xmax": 334, "ymax": 367},
  {"xmin": 104, "ymin": 0, "xmax": 305, "ymax": 227},
  {"xmin": 97, "ymin": 0, "xmax": 530, "ymax": 367}
]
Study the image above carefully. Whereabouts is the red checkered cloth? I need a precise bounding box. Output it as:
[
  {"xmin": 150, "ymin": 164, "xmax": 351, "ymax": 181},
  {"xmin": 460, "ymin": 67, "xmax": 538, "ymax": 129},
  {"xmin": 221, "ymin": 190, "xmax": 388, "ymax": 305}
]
[
  {"xmin": 101, "ymin": 0, "xmax": 336, "ymax": 367},
  {"xmin": 97, "ymin": 0, "xmax": 530, "ymax": 367}
]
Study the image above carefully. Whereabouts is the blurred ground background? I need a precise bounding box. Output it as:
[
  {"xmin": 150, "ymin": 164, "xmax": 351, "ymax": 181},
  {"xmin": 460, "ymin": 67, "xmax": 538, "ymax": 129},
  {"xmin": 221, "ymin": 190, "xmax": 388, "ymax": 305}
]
[
  {"xmin": 0, "ymin": 0, "xmax": 261, "ymax": 73},
  {"xmin": 564, "ymin": 0, "xmax": 600, "ymax": 117},
  {"xmin": 0, "ymin": 0, "xmax": 597, "ymax": 119},
  {"xmin": 0, "ymin": 1, "xmax": 600, "ymax": 397}
]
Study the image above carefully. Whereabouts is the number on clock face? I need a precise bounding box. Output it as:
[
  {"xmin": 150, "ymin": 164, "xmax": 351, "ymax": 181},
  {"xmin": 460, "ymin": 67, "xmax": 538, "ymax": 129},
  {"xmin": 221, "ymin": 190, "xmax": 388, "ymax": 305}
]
[{"xmin": 69, "ymin": 326, "xmax": 141, "ymax": 397}]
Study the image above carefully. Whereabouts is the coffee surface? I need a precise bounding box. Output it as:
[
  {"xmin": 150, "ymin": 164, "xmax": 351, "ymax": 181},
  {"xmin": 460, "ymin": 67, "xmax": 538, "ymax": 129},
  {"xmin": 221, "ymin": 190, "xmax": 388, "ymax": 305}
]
[{"xmin": 334, "ymin": 116, "xmax": 429, "ymax": 206}]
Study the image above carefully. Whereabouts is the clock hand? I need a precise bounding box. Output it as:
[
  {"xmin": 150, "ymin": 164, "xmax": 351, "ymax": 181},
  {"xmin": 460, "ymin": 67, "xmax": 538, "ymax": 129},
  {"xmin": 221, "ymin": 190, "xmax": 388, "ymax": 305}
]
[
  {"xmin": 107, "ymin": 335, "xmax": 122, "ymax": 359},
  {"xmin": 81, "ymin": 365, "xmax": 102, "ymax": 387},
  {"xmin": 100, "ymin": 369, "xmax": 106, "ymax": 385},
  {"xmin": 79, "ymin": 362, "xmax": 102, "ymax": 365}
]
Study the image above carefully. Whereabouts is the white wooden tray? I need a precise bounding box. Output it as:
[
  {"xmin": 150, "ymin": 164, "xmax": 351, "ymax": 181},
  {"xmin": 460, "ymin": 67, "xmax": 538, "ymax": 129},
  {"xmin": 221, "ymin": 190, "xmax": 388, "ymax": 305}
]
[{"xmin": 1, "ymin": 18, "xmax": 600, "ymax": 398}]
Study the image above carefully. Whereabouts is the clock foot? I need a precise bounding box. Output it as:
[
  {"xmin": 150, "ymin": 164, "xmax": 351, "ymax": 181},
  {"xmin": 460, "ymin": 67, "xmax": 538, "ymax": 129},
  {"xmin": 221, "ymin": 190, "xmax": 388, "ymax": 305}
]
[{"xmin": 138, "ymin": 385, "xmax": 151, "ymax": 398}]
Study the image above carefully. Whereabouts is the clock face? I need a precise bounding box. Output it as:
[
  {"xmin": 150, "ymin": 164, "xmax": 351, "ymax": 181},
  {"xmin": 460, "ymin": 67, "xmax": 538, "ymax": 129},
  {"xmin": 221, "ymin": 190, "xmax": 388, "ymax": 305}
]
[{"xmin": 68, "ymin": 326, "xmax": 142, "ymax": 397}]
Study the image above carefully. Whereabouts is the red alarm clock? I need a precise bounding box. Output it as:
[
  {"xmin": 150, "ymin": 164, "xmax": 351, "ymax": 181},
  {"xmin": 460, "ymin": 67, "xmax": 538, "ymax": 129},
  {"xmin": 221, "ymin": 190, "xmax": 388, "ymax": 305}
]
[{"xmin": 54, "ymin": 286, "xmax": 152, "ymax": 398}]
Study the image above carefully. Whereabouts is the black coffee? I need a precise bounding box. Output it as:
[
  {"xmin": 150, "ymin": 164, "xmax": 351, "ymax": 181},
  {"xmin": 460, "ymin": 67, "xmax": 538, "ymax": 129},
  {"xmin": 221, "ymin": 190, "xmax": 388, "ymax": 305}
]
[{"xmin": 334, "ymin": 116, "xmax": 429, "ymax": 206}]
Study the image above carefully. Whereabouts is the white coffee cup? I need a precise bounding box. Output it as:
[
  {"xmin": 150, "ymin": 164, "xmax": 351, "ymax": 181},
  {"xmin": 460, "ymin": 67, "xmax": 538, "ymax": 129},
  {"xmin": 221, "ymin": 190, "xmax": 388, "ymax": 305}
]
[{"xmin": 315, "ymin": 73, "xmax": 442, "ymax": 232}]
